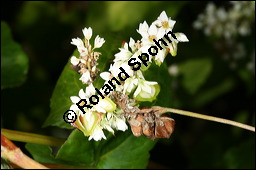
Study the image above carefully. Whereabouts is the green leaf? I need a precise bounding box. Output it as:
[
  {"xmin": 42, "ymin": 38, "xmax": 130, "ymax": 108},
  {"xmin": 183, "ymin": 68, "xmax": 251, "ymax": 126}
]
[
  {"xmin": 55, "ymin": 130, "xmax": 156, "ymax": 168},
  {"xmin": 25, "ymin": 143, "xmax": 64, "ymax": 164},
  {"xmin": 97, "ymin": 130, "xmax": 157, "ymax": 169},
  {"xmin": 55, "ymin": 129, "xmax": 94, "ymax": 166},
  {"xmin": 43, "ymin": 50, "xmax": 84, "ymax": 129},
  {"xmin": 179, "ymin": 58, "xmax": 212, "ymax": 95},
  {"xmin": 1, "ymin": 21, "xmax": 29, "ymax": 89},
  {"xmin": 142, "ymin": 61, "xmax": 172, "ymax": 108}
]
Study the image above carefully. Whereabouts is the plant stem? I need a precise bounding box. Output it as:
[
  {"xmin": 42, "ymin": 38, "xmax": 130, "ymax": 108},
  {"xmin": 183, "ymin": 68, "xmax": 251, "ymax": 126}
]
[
  {"xmin": 1, "ymin": 134, "xmax": 48, "ymax": 169},
  {"xmin": 157, "ymin": 107, "xmax": 255, "ymax": 132},
  {"xmin": 1, "ymin": 129, "xmax": 65, "ymax": 147}
]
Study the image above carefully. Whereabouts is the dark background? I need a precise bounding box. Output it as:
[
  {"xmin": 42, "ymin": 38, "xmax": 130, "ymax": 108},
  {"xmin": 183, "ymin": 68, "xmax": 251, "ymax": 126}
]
[{"xmin": 1, "ymin": 1, "xmax": 255, "ymax": 169}]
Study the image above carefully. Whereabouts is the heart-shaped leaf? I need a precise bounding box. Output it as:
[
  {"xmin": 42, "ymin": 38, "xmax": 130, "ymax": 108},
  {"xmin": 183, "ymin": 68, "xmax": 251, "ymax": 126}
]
[{"xmin": 1, "ymin": 21, "xmax": 29, "ymax": 89}]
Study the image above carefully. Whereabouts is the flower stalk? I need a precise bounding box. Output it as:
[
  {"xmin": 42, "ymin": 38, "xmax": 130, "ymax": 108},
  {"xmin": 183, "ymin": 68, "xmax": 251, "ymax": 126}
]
[
  {"xmin": 1, "ymin": 134, "xmax": 48, "ymax": 169},
  {"xmin": 152, "ymin": 106, "xmax": 255, "ymax": 132},
  {"xmin": 1, "ymin": 128, "xmax": 65, "ymax": 147}
]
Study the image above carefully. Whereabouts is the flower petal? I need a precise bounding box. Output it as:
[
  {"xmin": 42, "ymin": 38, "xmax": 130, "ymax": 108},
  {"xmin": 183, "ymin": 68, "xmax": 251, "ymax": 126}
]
[
  {"xmin": 175, "ymin": 33, "xmax": 189, "ymax": 42},
  {"xmin": 70, "ymin": 56, "xmax": 80, "ymax": 65},
  {"xmin": 100, "ymin": 72, "xmax": 111, "ymax": 81},
  {"xmin": 115, "ymin": 117, "xmax": 128, "ymax": 131},
  {"xmin": 82, "ymin": 27, "xmax": 93, "ymax": 40},
  {"xmin": 79, "ymin": 89, "xmax": 86, "ymax": 99},
  {"xmin": 86, "ymin": 84, "xmax": 96, "ymax": 97},
  {"xmin": 159, "ymin": 11, "xmax": 168, "ymax": 21},
  {"xmin": 94, "ymin": 35, "xmax": 105, "ymax": 49},
  {"xmin": 148, "ymin": 24, "xmax": 158, "ymax": 36},
  {"xmin": 70, "ymin": 96, "xmax": 81, "ymax": 103}
]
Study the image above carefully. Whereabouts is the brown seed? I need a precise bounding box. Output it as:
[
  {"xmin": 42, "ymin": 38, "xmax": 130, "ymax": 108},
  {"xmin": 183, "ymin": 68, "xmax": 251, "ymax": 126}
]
[
  {"xmin": 155, "ymin": 116, "xmax": 175, "ymax": 139},
  {"xmin": 142, "ymin": 121, "xmax": 155, "ymax": 139},
  {"xmin": 161, "ymin": 116, "xmax": 175, "ymax": 135},
  {"xmin": 129, "ymin": 114, "xmax": 144, "ymax": 137}
]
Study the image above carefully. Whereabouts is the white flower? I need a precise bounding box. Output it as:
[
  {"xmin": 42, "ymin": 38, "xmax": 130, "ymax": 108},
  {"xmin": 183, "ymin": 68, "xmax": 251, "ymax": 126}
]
[
  {"xmin": 136, "ymin": 45, "xmax": 153, "ymax": 63},
  {"xmin": 70, "ymin": 95, "xmax": 84, "ymax": 112},
  {"xmin": 134, "ymin": 80, "xmax": 157, "ymax": 97},
  {"xmin": 109, "ymin": 61, "xmax": 134, "ymax": 78},
  {"xmin": 85, "ymin": 84, "xmax": 96, "ymax": 97},
  {"xmin": 82, "ymin": 27, "xmax": 93, "ymax": 40},
  {"xmin": 93, "ymin": 97, "xmax": 116, "ymax": 113},
  {"xmin": 83, "ymin": 110, "xmax": 98, "ymax": 132},
  {"xmin": 153, "ymin": 11, "xmax": 176, "ymax": 31},
  {"xmin": 153, "ymin": 47, "xmax": 167, "ymax": 65},
  {"xmin": 104, "ymin": 124, "xmax": 115, "ymax": 134},
  {"xmin": 72, "ymin": 109, "xmax": 107, "ymax": 141},
  {"xmin": 114, "ymin": 38, "xmax": 137, "ymax": 63},
  {"xmin": 88, "ymin": 125, "xmax": 106, "ymax": 141},
  {"xmin": 100, "ymin": 71, "xmax": 113, "ymax": 89},
  {"xmin": 94, "ymin": 35, "xmax": 105, "ymax": 49},
  {"xmin": 128, "ymin": 38, "xmax": 137, "ymax": 52},
  {"xmin": 71, "ymin": 38, "xmax": 88, "ymax": 56},
  {"xmin": 70, "ymin": 91, "xmax": 83, "ymax": 104},
  {"xmin": 174, "ymin": 33, "xmax": 189, "ymax": 42},
  {"xmin": 120, "ymin": 62, "xmax": 134, "ymax": 77},
  {"xmin": 92, "ymin": 65, "xmax": 97, "ymax": 73},
  {"xmin": 108, "ymin": 114, "xmax": 128, "ymax": 132},
  {"xmin": 79, "ymin": 70, "xmax": 92, "ymax": 84},
  {"xmin": 69, "ymin": 84, "xmax": 95, "ymax": 111},
  {"xmin": 70, "ymin": 56, "xmax": 80, "ymax": 66},
  {"xmin": 108, "ymin": 63, "xmax": 121, "ymax": 78},
  {"xmin": 71, "ymin": 37, "xmax": 84, "ymax": 47},
  {"xmin": 70, "ymin": 84, "xmax": 94, "ymax": 103},
  {"xmin": 137, "ymin": 21, "xmax": 149, "ymax": 38},
  {"xmin": 114, "ymin": 42, "xmax": 133, "ymax": 62},
  {"xmin": 114, "ymin": 116, "xmax": 128, "ymax": 131},
  {"xmin": 70, "ymin": 109, "xmax": 100, "ymax": 137},
  {"xmin": 137, "ymin": 21, "xmax": 165, "ymax": 45},
  {"xmin": 100, "ymin": 70, "xmax": 123, "ymax": 92},
  {"xmin": 69, "ymin": 83, "xmax": 119, "ymax": 141},
  {"xmin": 100, "ymin": 71, "xmax": 112, "ymax": 81},
  {"xmin": 133, "ymin": 79, "xmax": 160, "ymax": 102},
  {"xmin": 123, "ymin": 77, "xmax": 138, "ymax": 94}
]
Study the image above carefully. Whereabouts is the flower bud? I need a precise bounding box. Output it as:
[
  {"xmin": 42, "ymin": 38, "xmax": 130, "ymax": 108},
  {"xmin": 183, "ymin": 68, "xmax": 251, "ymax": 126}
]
[
  {"xmin": 133, "ymin": 80, "xmax": 160, "ymax": 102},
  {"xmin": 94, "ymin": 97, "xmax": 116, "ymax": 113}
]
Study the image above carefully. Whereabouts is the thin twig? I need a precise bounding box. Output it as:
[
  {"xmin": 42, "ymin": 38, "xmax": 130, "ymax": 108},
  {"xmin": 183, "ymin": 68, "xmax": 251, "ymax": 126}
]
[
  {"xmin": 153, "ymin": 106, "xmax": 255, "ymax": 132},
  {"xmin": 1, "ymin": 128, "xmax": 65, "ymax": 147}
]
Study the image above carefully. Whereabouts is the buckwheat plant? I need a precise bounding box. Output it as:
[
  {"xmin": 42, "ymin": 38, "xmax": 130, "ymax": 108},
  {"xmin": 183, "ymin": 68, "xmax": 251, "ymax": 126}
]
[
  {"xmin": 67, "ymin": 11, "xmax": 254, "ymax": 141},
  {"xmin": 193, "ymin": 1, "xmax": 255, "ymax": 39},
  {"xmin": 193, "ymin": 2, "xmax": 255, "ymax": 71}
]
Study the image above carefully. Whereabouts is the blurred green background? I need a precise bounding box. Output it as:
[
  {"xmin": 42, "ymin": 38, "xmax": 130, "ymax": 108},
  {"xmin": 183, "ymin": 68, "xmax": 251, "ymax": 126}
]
[{"xmin": 1, "ymin": 1, "xmax": 255, "ymax": 169}]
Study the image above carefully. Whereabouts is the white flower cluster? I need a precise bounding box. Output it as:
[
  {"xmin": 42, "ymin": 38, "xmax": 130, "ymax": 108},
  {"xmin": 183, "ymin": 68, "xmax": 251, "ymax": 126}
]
[
  {"xmin": 70, "ymin": 27, "xmax": 105, "ymax": 84},
  {"xmin": 100, "ymin": 11, "xmax": 188, "ymax": 102},
  {"xmin": 69, "ymin": 28, "xmax": 128, "ymax": 141},
  {"xmin": 193, "ymin": 1, "xmax": 255, "ymax": 39},
  {"xmin": 68, "ymin": 11, "xmax": 188, "ymax": 141},
  {"xmin": 69, "ymin": 84, "xmax": 128, "ymax": 141},
  {"xmin": 193, "ymin": 2, "xmax": 255, "ymax": 71}
]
